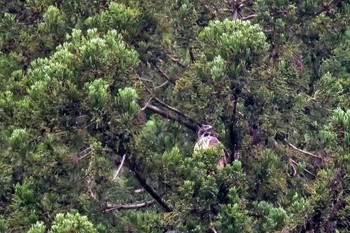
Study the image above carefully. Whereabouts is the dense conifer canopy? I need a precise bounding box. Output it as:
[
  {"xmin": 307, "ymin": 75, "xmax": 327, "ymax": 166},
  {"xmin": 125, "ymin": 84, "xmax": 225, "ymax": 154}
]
[{"xmin": 1, "ymin": 0, "xmax": 350, "ymax": 232}]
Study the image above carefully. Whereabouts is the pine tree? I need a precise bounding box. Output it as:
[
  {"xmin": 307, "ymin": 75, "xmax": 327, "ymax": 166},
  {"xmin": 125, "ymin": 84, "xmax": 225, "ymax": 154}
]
[{"xmin": 1, "ymin": 0, "xmax": 350, "ymax": 232}]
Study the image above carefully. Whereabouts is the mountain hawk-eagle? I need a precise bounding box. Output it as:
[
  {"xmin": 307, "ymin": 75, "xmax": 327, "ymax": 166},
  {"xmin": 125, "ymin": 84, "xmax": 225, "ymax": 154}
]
[{"xmin": 194, "ymin": 124, "xmax": 227, "ymax": 167}]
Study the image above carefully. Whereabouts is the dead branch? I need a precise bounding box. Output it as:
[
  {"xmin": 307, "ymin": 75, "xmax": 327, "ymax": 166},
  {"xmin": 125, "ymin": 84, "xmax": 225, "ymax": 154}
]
[
  {"xmin": 273, "ymin": 140, "xmax": 316, "ymax": 177},
  {"xmin": 141, "ymin": 97, "xmax": 153, "ymax": 111},
  {"xmin": 288, "ymin": 158, "xmax": 297, "ymax": 176},
  {"xmin": 112, "ymin": 154, "xmax": 126, "ymax": 180},
  {"xmin": 284, "ymin": 139, "xmax": 322, "ymax": 159},
  {"xmin": 86, "ymin": 178, "xmax": 95, "ymax": 200},
  {"xmin": 104, "ymin": 200, "xmax": 155, "ymax": 212},
  {"xmin": 155, "ymin": 80, "xmax": 170, "ymax": 89},
  {"xmin": 241, "ymin": 14, "xmax": 257, "ymax": 20},
  {"xmin": 167, "ymin": 54, "xmax": 186, "ymax": 68},
  {"xmin": 138, "ymin": 77, "xmax": 154, "ymax": 84},
  {"xmin": 133, "ymin": 188, "xmax": 145, "ymax": 193},
  {"xmin": 290, "ymin": 159, "xmax": 316, "ymax": 177}
]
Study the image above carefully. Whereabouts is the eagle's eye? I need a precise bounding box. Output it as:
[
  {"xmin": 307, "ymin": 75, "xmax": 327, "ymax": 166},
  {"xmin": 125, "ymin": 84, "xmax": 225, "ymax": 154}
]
[{"xmin": 203, "ymin": 132, "xmax": 210, "ymax": 137}]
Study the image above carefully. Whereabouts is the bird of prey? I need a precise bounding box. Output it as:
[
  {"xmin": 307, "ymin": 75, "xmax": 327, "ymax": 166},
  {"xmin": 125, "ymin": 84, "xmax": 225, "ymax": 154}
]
[{"xmin": 194, "ymin": 124, "xmax": 227, "ymax": 167}]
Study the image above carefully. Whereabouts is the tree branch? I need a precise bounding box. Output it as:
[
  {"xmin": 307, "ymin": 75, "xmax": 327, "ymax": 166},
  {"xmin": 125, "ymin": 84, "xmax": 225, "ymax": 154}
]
[
  {"xmin": 241, "ymin": 14, "xmax": 257, "ymax": 20},
  {"xmin": 152, "ymin": 64, "xmax": 176, "ymax": 85},
  {"xmin": 133, "ymin": 188, "xmax": 145, "ymax": 193},
  {"xmin": 167, "ymin": 54, "xmax": 186, "ymax": 68},
  {"xmin": 146, "ymin": 104, "xmax": 199, "ymax": 131},
  {"xmin": 131, "ymin": 167, "xmax": 172, "ymax": 212},
  {"xmin": 112, "ymin": 153, "xmax": 126, "ymax": 180},
  {"xmin": 284, "ymin": 139, "xmax": 322, "ymax": 159},
  {"xmin": 104, "ymin": 200, "xmax": 155, "ymax": 212},
  {"xmin": 289, "ymin": 158, "xmax": 316, "ymax": 177},
  {"xmin": 134, "ymin": 71, "xmax": 200, "ymax": 131},
  {"xmin": 155, "ymin": 80, "xmax": 170, "ymax": 89},
  {"xmin": 228, "ymin": 94, "xmax": 239, "ymax": 162}
]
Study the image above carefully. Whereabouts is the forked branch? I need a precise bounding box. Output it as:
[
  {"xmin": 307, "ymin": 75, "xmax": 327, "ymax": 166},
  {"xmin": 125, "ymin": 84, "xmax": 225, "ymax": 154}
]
[{"xmin": 284, "ymin": 139, "xmax": 322, "ymax": 159}]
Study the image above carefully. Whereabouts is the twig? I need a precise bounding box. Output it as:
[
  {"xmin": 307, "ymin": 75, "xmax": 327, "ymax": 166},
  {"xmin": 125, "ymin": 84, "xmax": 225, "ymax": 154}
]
[
  {"xmin": 134, "ymin": 188, "xmax": 145, "ymax": 193},
  {"xmin": 104, "ymin": 200, "xmax": 155, "ymax": 212},
  {"xmin": 290, "ymin": 159, "xmax": 316, "ymax": 177},
  {"xmin": 288, "ymin": 158, "xmax": 297, "ymax": 176},
  {"xmin": 241, "ymin": 14, "xmax": 257, "ymax": 20},
  {"xmin": 141, "ymin": 97, "xmax": 153, "ymax": 111},
  {"xmin": 155, "ymin": 80, "xmax": 170, "ymax": 89},
  {"xmin": 86, "ymin": 178, "xmax": 95, "ymax": 200},
  {"xmin": 167, "ymin": 54, "xmax": 185, "ymax": 68},
  {"xmin": 138, "ymin": 77, "xmax": 154, "ymax": 84},
  {"xmin": 135, "ymin": 71, "xmax": 200, "ymax": 131},
  {"xmin": 113, "ymin": 154, "xmax": 126, "ymax": 180},
  {"xmin": 284, "ymin": 139, "xmax": 322, "ymax": 159}
]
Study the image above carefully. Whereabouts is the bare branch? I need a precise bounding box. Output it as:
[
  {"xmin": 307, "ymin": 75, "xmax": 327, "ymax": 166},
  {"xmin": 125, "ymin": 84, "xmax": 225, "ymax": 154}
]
[
  {"xmin": 133, "ymin": 188, "xmax": 145, "ymax": 193},
  {"xmin": 104, "ymin": 200, "xmax": 155, "ymax": 212},
  {"xmin": 167, "ymin": 54, "xmax": 185, "ymax": 68},
  {"xmin": 138, "ymin": 77, "xmax": 154, "ymax": 84},
  {"xmin": 86, "ymin": 178, "xmax": 95, "ymax": 200},
  {"xmin": 155, "ymin": 80, "xmax": 170, "ymax": 89},
  {"xmin": 141, "ymin": 97, "xmax": 153, "ymax": 111},
  {"xmin": 284, "ymin": 139, "xmax": 322, "ymax": 159},
  {"xmin": 112, "ymin": 154, "xmax": 126, "ymax": 180},
  {"xmin": 288, "ymin": 158, "xmax": 297, "ymax": 176},
  {"xmin": 241, "ymin": 14, "xmax": 257, "ymax": 20},
  {"xmin": 290, "ymin": 158, "xmax": 316, "ymax": 177}
]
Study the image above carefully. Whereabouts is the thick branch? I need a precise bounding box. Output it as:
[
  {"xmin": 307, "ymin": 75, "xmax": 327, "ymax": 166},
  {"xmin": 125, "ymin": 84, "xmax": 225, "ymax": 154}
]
[
  {"xmin": 228, "ymin": 94, "xmax": 238, "ymax": 162},
  {"xmin": 104, "ymin": 200, "xmax": 155, "ymax": 212},
  {"xmin": 131, "ymin": 167, "xmax": 172, "ymax": 212},
  {"xmin": 146, "ymin": 104, "xmax": 199, "ymax": 131}
]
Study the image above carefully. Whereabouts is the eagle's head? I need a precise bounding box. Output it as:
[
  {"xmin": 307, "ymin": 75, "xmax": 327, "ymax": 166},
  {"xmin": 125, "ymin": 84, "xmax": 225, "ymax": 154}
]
[{"xmin": 197, "ymin": 124, "xmax": 218, "ymax": 139}]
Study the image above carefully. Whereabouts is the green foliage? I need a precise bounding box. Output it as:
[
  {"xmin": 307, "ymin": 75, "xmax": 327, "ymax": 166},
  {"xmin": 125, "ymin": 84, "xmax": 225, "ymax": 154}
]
[
  {"xmin": 199, "ymin": 19, "xmax": 268, "ymax": 67},
  {"xmin": 256, "ymin": 201, "xmax": 287, "ymax": 231},
  {"xmin": 0, "ymin": 216, "xmax": 9, "ymax": 233},
  {"xmin": 1, "ymin": 0, "xmax": 350, "ymax": 232},
  {"xmin": 27, "ymin": 222, "xmax": 46, "ymax": 233},
  {"xmin": 28, "ymin": 212, "xmax": 96, "ymax": 233}
]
